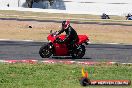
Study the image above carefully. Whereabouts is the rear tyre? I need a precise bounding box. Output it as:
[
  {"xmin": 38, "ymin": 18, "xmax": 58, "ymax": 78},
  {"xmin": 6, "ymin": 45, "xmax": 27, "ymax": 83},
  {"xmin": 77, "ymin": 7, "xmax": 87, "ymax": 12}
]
[
  {"xmin": 72, "ymin": 45, "xmax": 85, "ymax": 59},
  {"xmin": 39, "ymin": 44, "xmax": 53, "ymax": 58}
]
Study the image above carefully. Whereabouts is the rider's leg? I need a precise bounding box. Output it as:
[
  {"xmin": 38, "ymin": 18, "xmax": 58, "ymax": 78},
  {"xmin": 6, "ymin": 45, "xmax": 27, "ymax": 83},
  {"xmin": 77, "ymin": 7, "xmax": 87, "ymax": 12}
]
[
  {"xmin": 66, "ymin": 38, "xmax": 79, "ymax": 53},
  {"xmin": 67, "ymin": 40, "xmax": 76, "ymax": 54}
]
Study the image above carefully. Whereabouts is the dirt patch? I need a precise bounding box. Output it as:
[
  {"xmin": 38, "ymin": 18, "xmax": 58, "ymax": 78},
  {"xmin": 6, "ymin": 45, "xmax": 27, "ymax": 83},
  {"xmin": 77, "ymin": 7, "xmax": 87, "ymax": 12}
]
[{"xmin": 0, "ymin": 20, "xmax": 132, "ymax": 44}]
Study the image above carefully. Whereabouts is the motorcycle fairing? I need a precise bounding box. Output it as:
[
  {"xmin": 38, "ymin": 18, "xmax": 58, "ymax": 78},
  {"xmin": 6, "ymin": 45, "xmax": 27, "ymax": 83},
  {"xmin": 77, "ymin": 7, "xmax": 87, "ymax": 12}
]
[
  {"xmin": 53, "ymin": 43, "xmax": 69, "ymax": 56},
  {"xmin": 47, "ymin": 34, "xmax": 89, "ymax": 56}
]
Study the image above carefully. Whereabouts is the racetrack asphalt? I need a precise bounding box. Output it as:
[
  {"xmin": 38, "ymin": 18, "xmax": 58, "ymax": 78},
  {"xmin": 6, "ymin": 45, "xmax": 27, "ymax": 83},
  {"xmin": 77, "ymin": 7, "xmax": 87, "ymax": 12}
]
[{"xmin": 0, "ymin": 41, "xmax": 132, "ymax": 63}]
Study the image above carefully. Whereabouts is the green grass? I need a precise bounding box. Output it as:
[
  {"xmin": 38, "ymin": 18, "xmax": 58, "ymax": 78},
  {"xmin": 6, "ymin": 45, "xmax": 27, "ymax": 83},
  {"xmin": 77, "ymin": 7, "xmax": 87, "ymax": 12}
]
[{"xmin": 0, "ymin": 63, "xmax": 131, "ymax": 88}]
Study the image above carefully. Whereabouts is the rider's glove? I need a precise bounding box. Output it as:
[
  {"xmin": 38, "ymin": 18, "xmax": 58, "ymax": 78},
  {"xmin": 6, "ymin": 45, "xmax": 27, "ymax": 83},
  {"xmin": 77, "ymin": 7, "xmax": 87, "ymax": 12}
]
[
  {"xmin": 55, "ymin": 37, "xmax": 63, "ymax": 44},
  {"xmin": 58, "ymin": 40, "xmax": 64, "ymax": 44}
]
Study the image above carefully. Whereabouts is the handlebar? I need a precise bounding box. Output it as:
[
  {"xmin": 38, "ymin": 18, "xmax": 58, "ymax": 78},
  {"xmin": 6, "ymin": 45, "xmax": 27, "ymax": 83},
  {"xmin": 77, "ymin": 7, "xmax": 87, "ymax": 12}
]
[
  {"xmin": 50, "ymin": 31, "xmax": 60, "ymax": 43},
  {"xmin": 51, "ymin": 31, "xmax": 59, "ymax": 37},
  {"xmin": 49, "ymin": 31, "xmax": 63, "ymax": 43}
]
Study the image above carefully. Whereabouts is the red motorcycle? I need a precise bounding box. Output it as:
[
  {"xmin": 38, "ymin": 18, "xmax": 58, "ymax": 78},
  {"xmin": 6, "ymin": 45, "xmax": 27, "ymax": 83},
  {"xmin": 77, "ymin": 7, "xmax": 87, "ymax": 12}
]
[{"xmin": 39, "ymin": 30, "xmax": 89, "ymax": 58}]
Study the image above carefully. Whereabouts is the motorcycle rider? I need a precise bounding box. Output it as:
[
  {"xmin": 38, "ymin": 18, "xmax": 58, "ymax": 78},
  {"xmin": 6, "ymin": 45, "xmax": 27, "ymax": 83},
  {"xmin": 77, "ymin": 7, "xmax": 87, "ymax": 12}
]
[{"xmin": 57, "ymin": 20, "xmax": 79, "ymax": 53}]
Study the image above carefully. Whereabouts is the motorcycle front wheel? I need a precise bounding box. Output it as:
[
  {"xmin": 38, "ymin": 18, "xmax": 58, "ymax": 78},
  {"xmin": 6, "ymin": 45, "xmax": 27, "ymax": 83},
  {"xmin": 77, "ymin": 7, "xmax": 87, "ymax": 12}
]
[
  {"xmin": 72, "ymin": 45, "xmax": 85, "ymax": 59},
  {"xmin": 39, "ymin": 44, "xmax": 53, "ymax": 58}
]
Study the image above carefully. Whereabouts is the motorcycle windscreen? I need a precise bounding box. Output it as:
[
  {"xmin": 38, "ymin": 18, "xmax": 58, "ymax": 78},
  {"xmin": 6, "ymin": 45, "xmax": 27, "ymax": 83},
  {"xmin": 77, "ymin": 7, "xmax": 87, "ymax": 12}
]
[{"xmin": 53, "ymin": 43, "xmax": 69, "ymax": 56}]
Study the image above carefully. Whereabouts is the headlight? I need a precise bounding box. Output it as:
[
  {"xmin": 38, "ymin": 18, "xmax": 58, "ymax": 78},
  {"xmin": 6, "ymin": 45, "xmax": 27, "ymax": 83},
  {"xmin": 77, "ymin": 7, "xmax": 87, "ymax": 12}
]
[
  {"xmin": 87, "ymin": 40, "xmax": 91, "ymax": 44},
  {"xmin": 48, "ymin": 40, "xmax": 52, "ymax": 42}
]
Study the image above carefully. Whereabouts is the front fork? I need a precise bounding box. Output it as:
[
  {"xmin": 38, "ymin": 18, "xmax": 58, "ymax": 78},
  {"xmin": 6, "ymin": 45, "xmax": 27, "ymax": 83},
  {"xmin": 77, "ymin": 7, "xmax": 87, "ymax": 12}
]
[{"xmin": 48, "ymin": 42, "xmax": 54, "ymax": 52}]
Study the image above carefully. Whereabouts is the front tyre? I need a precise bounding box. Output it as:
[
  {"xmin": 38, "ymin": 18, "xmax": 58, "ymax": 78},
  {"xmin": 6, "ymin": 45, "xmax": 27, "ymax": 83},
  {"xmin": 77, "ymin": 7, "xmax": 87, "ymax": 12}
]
[
  {"xmin": 72, "ymin": 45, "xmax": 85, "ymax": 59},
  {"xmin": 39, "ymin": 44, "xmax": 53, "ymax": 58}
]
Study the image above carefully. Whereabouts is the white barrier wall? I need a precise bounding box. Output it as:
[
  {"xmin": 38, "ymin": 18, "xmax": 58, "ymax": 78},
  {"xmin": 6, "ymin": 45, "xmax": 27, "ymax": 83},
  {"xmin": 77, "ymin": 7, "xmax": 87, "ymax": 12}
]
[
  {"xmin": 63, "ymin": 0, "xmax": 132, "ymax": 15},
  {"xmin": 0, "ymin": 0, "xmax": 132, "ymax": 15},
  {"xmin": 0, "ymin": 0, "xmax": 26, "ymax": 7},
  {"xmin": 0, "ymin": 0, "xmax": 18, "ymax": 7},
  {"xmin": 66, "ymin": 0, "xmax": 132, "ymax": 15}
]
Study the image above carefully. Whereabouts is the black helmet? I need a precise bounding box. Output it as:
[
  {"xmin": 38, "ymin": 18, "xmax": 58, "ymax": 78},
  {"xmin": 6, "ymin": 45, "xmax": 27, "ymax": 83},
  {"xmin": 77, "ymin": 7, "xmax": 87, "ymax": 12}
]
[{"xmin": 62, "ymin": 20, "xmax": 70, "ymax": 29}]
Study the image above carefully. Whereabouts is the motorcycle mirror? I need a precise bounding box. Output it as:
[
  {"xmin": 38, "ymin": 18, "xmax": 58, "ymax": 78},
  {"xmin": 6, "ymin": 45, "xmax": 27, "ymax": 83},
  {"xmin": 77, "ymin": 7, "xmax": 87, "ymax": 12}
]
[{"xmin": 50, "ymin": 30, "xmax": 52, "ymax": 34}]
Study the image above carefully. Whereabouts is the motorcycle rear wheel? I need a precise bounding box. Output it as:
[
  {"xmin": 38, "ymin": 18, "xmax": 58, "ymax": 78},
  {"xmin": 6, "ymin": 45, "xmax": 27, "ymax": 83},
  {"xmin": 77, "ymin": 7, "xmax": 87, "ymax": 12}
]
[
  {"xmin": 72, "ymin": 45, "xmax": 85, "ymax": 59},
  {"xmin": 39, "ymin": 44, "xmax": 53, "ymax": 58}
]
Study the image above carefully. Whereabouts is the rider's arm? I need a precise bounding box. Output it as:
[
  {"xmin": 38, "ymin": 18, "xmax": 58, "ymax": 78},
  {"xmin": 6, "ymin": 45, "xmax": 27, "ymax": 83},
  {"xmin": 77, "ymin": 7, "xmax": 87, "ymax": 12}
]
[
  {"xmin": 63, "ymin": 29, "xmax": 72, "ymax": 42},
  {"xmin": 57, "ymin": 29, "xmax": 64, "ymax": 35}
]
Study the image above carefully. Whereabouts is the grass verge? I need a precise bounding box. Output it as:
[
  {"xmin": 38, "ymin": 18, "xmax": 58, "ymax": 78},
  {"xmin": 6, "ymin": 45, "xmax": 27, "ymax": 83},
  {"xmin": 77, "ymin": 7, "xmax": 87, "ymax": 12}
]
[
  {"xmin": 0, "ymin": 63, "xmax": 131, "ymax": 88},
  {"xmin": 1, "ymin": 10, "xmax": 132, "ymax": 24}
]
